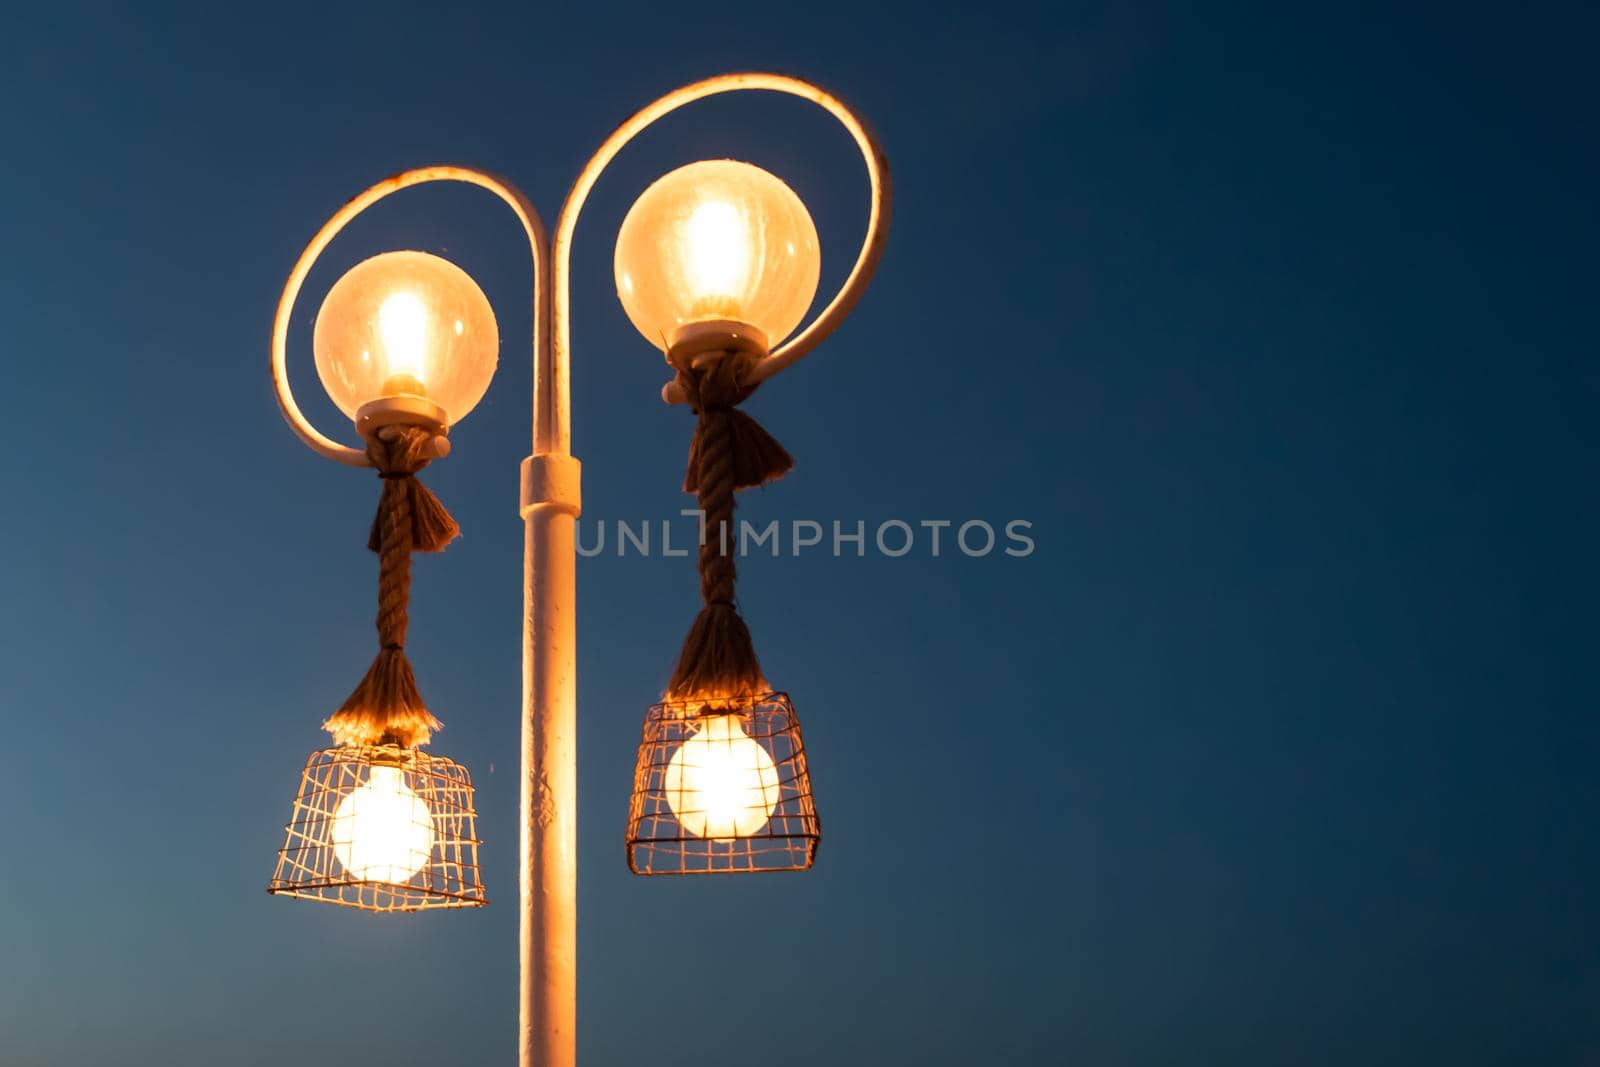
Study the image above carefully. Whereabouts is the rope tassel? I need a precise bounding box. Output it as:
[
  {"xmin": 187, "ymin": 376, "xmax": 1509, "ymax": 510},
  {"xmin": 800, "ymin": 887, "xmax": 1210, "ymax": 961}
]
[
  {"xmin": 324, "ymin": 426, "xmax": 455, "ymax": 748},
  {"xmin": 665, "ymin": 349, "xmax": 791, "ymax": 702},
  {"xmin": 667, "ymin": 602, "xmax": 765, "ymax": 701},
  {"xmin": 367, "ymin": 472, "xmax": 459, "ymax": 554},
  {"xmin": 682, "ymin": 407, "xmax": 792, "ymax": 494},
  {"xmin": 330, "ymin": 647, "xmax": 438, "ymax": 748}
]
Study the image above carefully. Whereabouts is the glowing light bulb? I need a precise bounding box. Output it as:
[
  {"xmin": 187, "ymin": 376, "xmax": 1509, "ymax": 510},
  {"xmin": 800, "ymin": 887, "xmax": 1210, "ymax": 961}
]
[
  {"xmin": 331, "ymin": 764, "xmax": 433, "ymax": 882},
  {"xmin": 682, "ymin": 199, "xmax": 751, "ymax": 316},
  {"xmin": 376, "ymin": 290, "xmax": 430, "ymax": 395},
  {"xmin": 614, "ymin": 159, "xmax": 821, "ymax": 350},
  {"xmin": 664, "ymin": 714, "xmax": 782, "ymax": 839},
  {"xmin": 314, "ymin": 250, "xmax": 499, "ymax": 424}
]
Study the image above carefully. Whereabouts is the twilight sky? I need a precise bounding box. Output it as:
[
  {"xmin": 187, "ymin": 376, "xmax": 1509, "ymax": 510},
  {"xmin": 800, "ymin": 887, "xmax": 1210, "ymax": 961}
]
[{"xmin": 1, "ymin": 2, "xmax": 1596, "ymax": 1065}]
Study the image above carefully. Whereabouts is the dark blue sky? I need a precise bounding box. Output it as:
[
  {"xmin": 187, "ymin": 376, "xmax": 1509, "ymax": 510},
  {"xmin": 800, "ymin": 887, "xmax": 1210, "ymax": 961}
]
[{"xmin": 2, "ymin": 2, "xmax": 1596, "ymax": 1064}]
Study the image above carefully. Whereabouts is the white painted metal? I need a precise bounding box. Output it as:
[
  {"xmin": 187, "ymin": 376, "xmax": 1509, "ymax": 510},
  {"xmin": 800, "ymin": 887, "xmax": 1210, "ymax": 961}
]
[{"xmin": 520, "ymin": 470, "xmax": 579, "ymax": 1067}]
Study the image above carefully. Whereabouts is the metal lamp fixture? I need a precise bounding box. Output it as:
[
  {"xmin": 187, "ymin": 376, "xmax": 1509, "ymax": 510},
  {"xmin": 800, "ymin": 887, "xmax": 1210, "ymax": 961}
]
[{"xmin": 265, "ymin": 72, "xmax": 889, "ymax": 1067}]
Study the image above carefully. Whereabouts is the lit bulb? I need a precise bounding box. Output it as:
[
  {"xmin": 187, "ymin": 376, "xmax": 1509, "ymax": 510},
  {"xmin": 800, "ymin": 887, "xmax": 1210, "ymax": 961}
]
[
  {"xmin": 664, "ymin": 714, "xmax": 782, "ymax": 839},
  {"xmin": 682, "ymin": 200, "xmax": 750, "ymax": 314},
  {"xmin": 376, "ymin": 290, "xmax": 430, "ymax": 394},
  {"xmin": 331, "ymin": 764, "xmax": 433, "ymax": 883},
  {"xmin": 314, "ymin": 250, "xmax": 499, "ymax": 424},
  {"xmin": 614, "ymin": 160, "xmax": 821, "ymax": 350}
]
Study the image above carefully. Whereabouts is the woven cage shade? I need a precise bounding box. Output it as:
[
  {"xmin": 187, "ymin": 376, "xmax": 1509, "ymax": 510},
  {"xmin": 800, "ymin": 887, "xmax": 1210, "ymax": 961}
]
[
  {"xmin": 269, "ymin": 744, "xmax": 487, "ymax": 911},
  {"xmin": 627, "ymin": 692, "xmax": 819, "ymax": 875}
]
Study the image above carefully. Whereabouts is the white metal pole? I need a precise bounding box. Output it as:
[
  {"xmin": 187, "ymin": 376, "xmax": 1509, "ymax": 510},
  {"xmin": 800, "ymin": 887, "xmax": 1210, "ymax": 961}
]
[
  {"xmin": 519, "ymin": 453, "xmax": 580, "ymax": 1067},
  {"xmin": 519, "ymin": 117, "xmax": 579, "ymax": 1047}
]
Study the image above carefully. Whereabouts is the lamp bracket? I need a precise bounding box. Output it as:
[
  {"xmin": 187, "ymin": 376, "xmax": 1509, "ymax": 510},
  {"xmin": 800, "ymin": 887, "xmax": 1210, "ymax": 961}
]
[{"xmin": 356, "ymin": 396, "xmax": 450, "ymax": 449}]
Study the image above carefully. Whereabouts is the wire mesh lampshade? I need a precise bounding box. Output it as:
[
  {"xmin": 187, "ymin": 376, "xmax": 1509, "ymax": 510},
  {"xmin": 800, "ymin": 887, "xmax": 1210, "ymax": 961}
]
[
  {"xmin": 627, "ymin": 691, "xmax": 819, "ymax": 875},
  {"xmin": 269, "ymin": 744, "xmax": 487, "ymax": 911}
]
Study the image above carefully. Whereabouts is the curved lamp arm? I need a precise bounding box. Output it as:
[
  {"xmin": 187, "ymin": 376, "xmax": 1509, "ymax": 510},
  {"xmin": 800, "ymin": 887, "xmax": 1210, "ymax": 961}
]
[
  {"xmin": 271, "ymin": 166, "xmax": 550, "ymax": 467},
  {"xmin": 548, "ymin": 71, "xmax": 893, "ymax": 455}
]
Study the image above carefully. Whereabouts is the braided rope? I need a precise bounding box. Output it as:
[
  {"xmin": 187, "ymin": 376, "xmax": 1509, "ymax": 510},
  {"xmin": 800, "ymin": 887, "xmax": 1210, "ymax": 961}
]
[
  {"xmin": 324, "ymin": 426, "xmax": 457, "ymax": 747},
  {"xmin": 695, "ymin": 406, "xmax": 737, "ymax": 606},
  {"xmin": 665, "ymin": 350, "xmax": 792, "ymax": 701},
  {"xmin": 375, "ymin": 473, "xmax": 412, "ymax": 649}
]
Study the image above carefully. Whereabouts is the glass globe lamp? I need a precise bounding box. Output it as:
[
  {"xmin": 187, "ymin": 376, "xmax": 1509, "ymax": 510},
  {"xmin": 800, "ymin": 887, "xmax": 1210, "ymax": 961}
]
[
  {"xmin": 313, "ymin": 250, "xmax": 499, "ymax": 432},
  {"xmin": 613, "ymin": 160, "xmax": 821, "ymax": 352}
]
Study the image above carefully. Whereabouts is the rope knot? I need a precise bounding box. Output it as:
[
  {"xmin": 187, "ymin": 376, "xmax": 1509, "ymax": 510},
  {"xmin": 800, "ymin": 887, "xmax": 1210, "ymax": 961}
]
[
  {"xmin": 364, "ymin": 427, "xmax": 460, "ymax": 555},
  {"xmin": 674, "ymin": 347, "xmax": 762, "ymax": 413},
  {"xmin": 364, "ymin": 424, "xmax": 439, "ymax": 476},
  {"xmin": 672, "ymin": 351, "xmax": 794, "ymax": 496}
]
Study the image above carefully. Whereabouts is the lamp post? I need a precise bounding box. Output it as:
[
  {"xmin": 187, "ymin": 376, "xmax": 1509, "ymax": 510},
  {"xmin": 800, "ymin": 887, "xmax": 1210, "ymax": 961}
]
[{"xmin": 266, "ymin": 72, "xmax": 889, "ymax": 1067}]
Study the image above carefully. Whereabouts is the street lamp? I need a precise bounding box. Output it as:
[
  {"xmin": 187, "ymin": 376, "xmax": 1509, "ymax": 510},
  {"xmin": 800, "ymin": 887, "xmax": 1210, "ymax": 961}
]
[
  {"xmin": 268, "ymin": 248, "xmax": 499, "ymax": 912},
  {"xmin": 266, "ymin": 72, "xmax": 889, "ymax": 1067}
]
